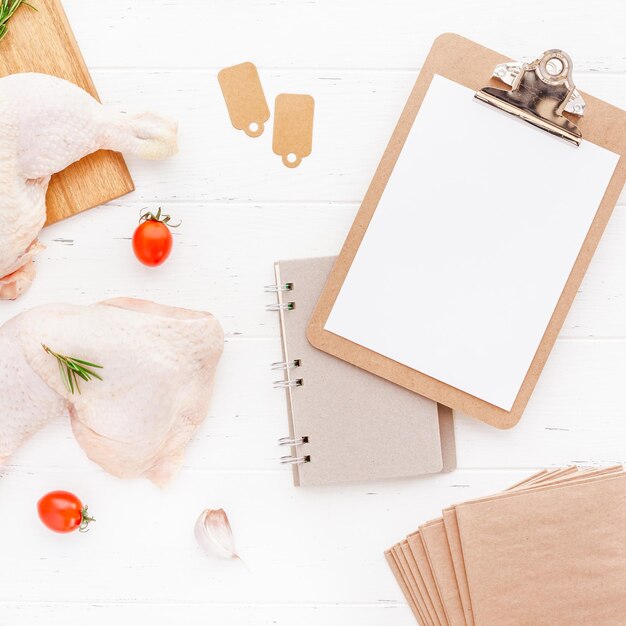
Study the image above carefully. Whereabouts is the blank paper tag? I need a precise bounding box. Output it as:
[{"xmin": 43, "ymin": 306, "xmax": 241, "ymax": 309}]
[
  {"xmin": 273, "ymin": 94, "xmax": 315, "ymax": 168},
  {"xmin": 218, "ymin": 62, "xmax": 270, "ymax": 138}
]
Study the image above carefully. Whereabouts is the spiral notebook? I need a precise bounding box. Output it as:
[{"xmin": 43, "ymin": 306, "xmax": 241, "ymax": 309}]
[{"xmin": 268, "ymin": 257, "xmax": 456, "ymax": 486}]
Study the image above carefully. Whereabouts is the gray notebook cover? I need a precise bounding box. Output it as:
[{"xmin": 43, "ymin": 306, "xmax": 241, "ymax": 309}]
[{"xmin": 274, "ymin": 257, "xmax": 456, "ymax": 486}]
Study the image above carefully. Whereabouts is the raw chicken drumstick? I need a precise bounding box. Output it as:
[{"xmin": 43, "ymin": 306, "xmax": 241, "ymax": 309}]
[{"xmin": 0, "ymin": 72, "xmax": 178, "ymax": 300}]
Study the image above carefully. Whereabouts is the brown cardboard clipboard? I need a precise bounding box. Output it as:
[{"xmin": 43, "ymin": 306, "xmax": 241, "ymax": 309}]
[{"xmin": 307, "ymin": 33, "xmax": 626, "ymax": 429}]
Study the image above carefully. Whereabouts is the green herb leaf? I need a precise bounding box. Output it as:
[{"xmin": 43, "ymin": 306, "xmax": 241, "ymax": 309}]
[
  {"xmin": 68, "ymin": 357, "xmax": 104, "ymax": 369},
  {"xmin": 0, "ymin": 0, "xmax": 36, "ymax": 43},
  {"xmin": 42, "ymin": 344, "xmax": 104, "ymax": 395}
]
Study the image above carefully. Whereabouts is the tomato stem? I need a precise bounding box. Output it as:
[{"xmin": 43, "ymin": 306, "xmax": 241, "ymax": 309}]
[
  {"xmin": 79, "ymin": 505, "xmax": 96, "ymax": 533},
  {"xmin": 139, "ymin": 207, "xmax": 181, "ymax": 228}
]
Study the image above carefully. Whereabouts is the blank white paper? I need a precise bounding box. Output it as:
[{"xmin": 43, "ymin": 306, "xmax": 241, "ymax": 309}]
[{"xmin": 325, "ymin": 75, "xmax": 620, "ymax": 411}]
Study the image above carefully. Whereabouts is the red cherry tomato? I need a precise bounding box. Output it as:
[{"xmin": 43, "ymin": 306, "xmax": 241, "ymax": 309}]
[
  {"xmin": 132, "ymin": 208, "xmax": 179, "ymax": 267},
  {"xmin": 37, "ymin": 490, "xmax": 95, "ymax": 534}
]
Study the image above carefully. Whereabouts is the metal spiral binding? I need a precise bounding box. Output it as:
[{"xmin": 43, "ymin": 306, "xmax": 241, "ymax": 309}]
[
  {"xmin": 264, "ymin": 282, "xmax": 293, "ymax": 293},
  {"xmin": 271, "ymin": 359, "xmax": 301, "ymax": 371},
  {"xmin": 279, "ymin": 437, "xmax": 310, "ymax": 465},
  {"xmin": 267, "ymin": 278, "xmax": 310, "ymax": 466},
  {"xmin": 280, "ymin": 454, "xmax": 311, "ymax": 465},
  {"xmin": 266, "ymin": 302, "xmax": 295, "ymax": 312},
  {"xmin": 273, "ymin": 378, "xmax": 303, "ymax": 389},
  {"xmin": 278, "ymin": 436, "xmax": 309, "ymax": 446}
]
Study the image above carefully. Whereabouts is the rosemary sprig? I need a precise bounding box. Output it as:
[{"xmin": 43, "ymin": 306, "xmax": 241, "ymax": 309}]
[
  {"xmin": 42, "ymin": 344, "xmax": 103, "ymax": 395},
  {"xmin": 0, "ymin": 1, "xmax": 37, "ymax": 43}
]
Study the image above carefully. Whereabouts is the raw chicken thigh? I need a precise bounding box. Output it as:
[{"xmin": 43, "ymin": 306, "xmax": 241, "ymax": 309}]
[
  {"xmin": 0, "ymin": 299, "xmax": 224, "ymax": 485},
  {"xmin": 0, "ymin": 72, "xmax": 178, "ymax": 300}
]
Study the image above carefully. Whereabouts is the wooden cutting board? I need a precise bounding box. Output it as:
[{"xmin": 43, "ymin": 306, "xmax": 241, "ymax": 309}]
[{"xmin": 0, "ymin": 0, "xmax": 134, "ymax": 225}]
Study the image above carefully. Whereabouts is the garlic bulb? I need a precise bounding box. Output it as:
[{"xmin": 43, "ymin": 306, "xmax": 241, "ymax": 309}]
[{"xmin": 194, "ymin": 509, "xmax": 240, "ymax": 560}]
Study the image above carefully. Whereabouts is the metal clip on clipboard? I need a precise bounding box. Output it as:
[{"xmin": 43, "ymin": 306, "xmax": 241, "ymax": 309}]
[{"xmin": 475, "ymin": 50, "xmax": 586, "ymax": 146}]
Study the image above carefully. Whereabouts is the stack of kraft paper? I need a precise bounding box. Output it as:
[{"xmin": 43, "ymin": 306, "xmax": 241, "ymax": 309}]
[{"xmin": 386, "ymin": 466, "xmax": 626, "ymax": 626}]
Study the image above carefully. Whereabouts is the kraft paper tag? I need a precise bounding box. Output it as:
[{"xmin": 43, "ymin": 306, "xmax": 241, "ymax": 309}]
[
  {"xmin": 273, "ymin": 94, "xmax": 315, "ymax": 168},
  {"xmin": 218, "ymin": 62, "xmax": 270, "ymax": 138}
]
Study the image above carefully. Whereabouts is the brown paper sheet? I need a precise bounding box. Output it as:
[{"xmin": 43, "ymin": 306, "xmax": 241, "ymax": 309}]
[
  {"xmin": 406, "ymin": 534, "xmax": 449, "ymax": 626},
  {"xmin": 394, "ymin": 545, "xmax": 433, "ymax": 625},
  {"xmin": 443, "ymin": 467, "xmax": 623, "ymax": 625},
  {"xmin": 420, "ymin": 520, "xmax": 465, "ymax": 626},
  {"xmin": 387, "ymin": 467, "xmax": 626, "ymax": 626},
  {"xmin": 397, "ymin": 542, "xmax": 438, "ymax": 626},
  {"xmin": 413, "ymin": 468, "xmax": 596, "ymax": 626},
  {"xmin": 439, "ymin": 469, "xmax": 575, "ymax": 626},
  {"xmin": 457, "ymin": 473, "xmax": 626, "ymax": 625},
  {"xmin": 386, "ymin": 549, "xmax": 426, "ymax": 625},
  {"xmin": 441, "ymin": 508, "xmax": 473, "ymax": 626}
]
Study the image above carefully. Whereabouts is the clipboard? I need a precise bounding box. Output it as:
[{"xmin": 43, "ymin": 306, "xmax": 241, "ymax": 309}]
[{"xmin": 307, "ymin": 33, "xmax": 626, "ymax": 429}]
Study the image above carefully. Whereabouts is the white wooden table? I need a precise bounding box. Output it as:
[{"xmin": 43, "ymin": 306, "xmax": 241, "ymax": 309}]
[{"xmin": 1, "ymin": 1, "xmax": 625, "ymax": 624}]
